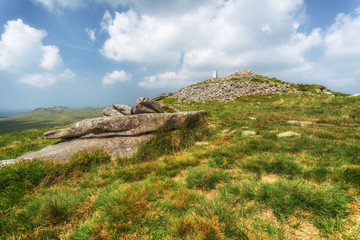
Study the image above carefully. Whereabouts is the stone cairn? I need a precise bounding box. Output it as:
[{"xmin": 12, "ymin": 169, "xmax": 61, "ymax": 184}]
[
  {"xmin": 18, "ymin": 97, "xmax": 207, "ymax": 162},
  {"xmin": 173, "ymin": 69, "xmax": 298, "ymax": 102}
]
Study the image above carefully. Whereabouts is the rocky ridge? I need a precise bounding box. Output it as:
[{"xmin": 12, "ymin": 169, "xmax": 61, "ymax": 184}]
[{"xmin": 173, "ymin": 69, "xmax": 299, "ymax": 102}]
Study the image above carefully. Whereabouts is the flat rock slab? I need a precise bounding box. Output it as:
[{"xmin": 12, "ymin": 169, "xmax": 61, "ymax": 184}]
[
  {"xmin": 277, "ymin": 131, "xmax": 301, "ymax": 138},
  {"xmin": 19, "ymin": 135, "xmax": 154, "ymax": 162},
  {"xmin": 44, "ymin": 111, "xmax": 207, "ymax": 139},
  {"xmin": 242, "ymin": 131, "xmax": 256, "ymax": 136},
  {"xmin": 287, "ymin": 120, "xmax": 312, "ymax": 125}
]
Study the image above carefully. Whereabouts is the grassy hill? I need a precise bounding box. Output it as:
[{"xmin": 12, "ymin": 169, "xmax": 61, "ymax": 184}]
[
  {"xmin": 0, "ymin": 107, "xmax": 103, "ymax": 134},
  {"xmin": 1, "ymin": 91, "xmax": 360, "ymax": 239}
]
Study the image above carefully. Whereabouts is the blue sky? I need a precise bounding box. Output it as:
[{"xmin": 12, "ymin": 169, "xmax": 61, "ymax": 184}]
[{"xmin": 1, "ymin": 0, "xmax": 360, "ymax": 110}]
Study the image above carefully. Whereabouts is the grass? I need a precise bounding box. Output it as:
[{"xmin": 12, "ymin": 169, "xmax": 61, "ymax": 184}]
[{"xmin": 0, "ymin": 93, "xmax": 359, "ymax": 239}]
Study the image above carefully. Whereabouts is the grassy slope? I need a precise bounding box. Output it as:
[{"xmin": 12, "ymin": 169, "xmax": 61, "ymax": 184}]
[
  {"xmin": 1, "ymin": 93, "xmax": 360, "ymax": 239},
  {"xmin": 0, "ymin": 107, "xmax": 103, "ymax": 134}
]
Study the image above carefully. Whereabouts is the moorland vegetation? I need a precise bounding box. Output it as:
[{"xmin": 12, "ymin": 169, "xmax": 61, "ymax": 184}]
[{"xmin": 0, "ymin": 75, "xmax": 360, "ymax": 239}]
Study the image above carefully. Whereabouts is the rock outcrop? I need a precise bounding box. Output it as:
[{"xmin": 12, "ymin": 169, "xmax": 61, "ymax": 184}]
[{"xmin": 18, "ymin": 103, "xmax": 207, "ymax": 161}]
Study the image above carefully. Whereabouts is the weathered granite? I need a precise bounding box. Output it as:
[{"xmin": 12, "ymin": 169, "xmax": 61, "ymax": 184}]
[
  {"xmin": 132, "ymin": 97, "xmax": 164, "ymax": 114},
  {"xmin": 113, "ymin": 104, "xmax": 132, "ymax": 115},
  {"xmin": 19, "ymin": 135, "xmax": 154, "ymax": 161},
  {"xmin": 103, "ymin": 107, "xmax": 123, "ymax": 116},
  {"xmin": 44, "ymin": 111, "xmax": 207, "ymax": 139}
]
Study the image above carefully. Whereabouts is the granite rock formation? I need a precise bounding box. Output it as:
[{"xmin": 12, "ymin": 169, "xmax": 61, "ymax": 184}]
[{"xmin": 18, "ymin": 104, "xmax": 207, "ymax": 161}]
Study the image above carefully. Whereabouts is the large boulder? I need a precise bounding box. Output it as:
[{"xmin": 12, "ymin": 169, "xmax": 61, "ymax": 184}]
[{"xmin": 44, "ymin": 111, "xmax": 206, "ymax": 140}]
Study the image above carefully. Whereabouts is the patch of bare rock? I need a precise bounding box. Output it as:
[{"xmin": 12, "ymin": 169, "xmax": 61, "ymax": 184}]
[
  {"xmin": 172, "ymin": 69, "xmax": 300, "ymax": 102},
  {"xmin": 18, "ymin": 97, "xmax": 207, "ymax": 162}
]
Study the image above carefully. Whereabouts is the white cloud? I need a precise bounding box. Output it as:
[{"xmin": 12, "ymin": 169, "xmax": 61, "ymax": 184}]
[
  {"xmin": 30, "ymin": 0, "xmax": 360, "ymax": 92},
  {"xmin": 0, "ymin": 19, "xmax": 46, "ymax": 71},
  {"xmin": 40, "ymin": 45, "xmax": 62, "ymax": 70},
  {"xmin": 325, "ymin": 9, "xmax": 360, "ymax": 59},
  {"xmin": 100, "ymin": 10, "xmax": 179, "ymax": 67},
  {"xmin": 18, "ymin": 73, "xmax": 56, "ymax": 87},
  {"xmin": 0, "ymin": 19, "xmax": 73, "ymax": 87},
  {"xmin": 102, "ymin": 70, "xmax": 132, "ymax": 84},
  {"xmin": 272, "ymin": 8, "xmax": 360, "ymax": 93},
  {"xmin": 85, "ymin": 28, "xmax": 96, "ymax": 42},
  {"xmin": 59, "ymin": 69, "xmax": 76, "ymax": 79}
]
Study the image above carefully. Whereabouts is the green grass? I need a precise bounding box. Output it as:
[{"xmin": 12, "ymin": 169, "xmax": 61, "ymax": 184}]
[{"xmin": 0, "ymin": 93, "xmax": 360, "ymax": 239}]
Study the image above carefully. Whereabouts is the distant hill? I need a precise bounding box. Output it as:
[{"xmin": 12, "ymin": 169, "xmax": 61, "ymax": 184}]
[{"xmin": 0, "ymin": 107, "xmax": 103, "ymax": 134}]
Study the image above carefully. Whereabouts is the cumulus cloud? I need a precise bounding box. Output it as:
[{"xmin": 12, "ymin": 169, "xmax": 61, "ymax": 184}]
[
  {"xmin": 0, "ymin": 19, "xmax": 74, "ymax": 87},
  {"xmin": 99, "ymin": 0, "xmax": 316, "ymax": 88},
  {"xmin": 100, "ymin": 10, "xmax": 179, "ymax": 67},
  {"xmin": 138, "ymin": 69, "xmax": 211, "ymax": 89},
  {"xmin": 31, "ymin": 0, "xmax": 360, "ymax": 92},
  {"xmin": 40, "ymin": 45, "xmax": 63, "ymax": 70},
  {"xmin": 325, "ymin": 9, "xmax": 360, "ymax": 59},
  {"xmin": 272, "ymin": 8, "xmax": 360, "ymax": 93},
  {"xmin": 102, "ymin": 70, "xmax": 132, "ymax": 84}
]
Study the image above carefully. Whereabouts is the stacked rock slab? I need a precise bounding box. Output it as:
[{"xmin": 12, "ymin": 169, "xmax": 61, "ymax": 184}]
[
  {"xmin": 19, "ymin": 109, "xmax": 207, "ymax": 162},
  {"xmin": 102, "ymin": 97, "xmax": 169, "ymax": 116}
]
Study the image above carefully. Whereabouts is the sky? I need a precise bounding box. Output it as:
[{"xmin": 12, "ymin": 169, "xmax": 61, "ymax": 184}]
[{"xmin": 1, "ymin": 0, "xmax": 360, "ymax": 110}]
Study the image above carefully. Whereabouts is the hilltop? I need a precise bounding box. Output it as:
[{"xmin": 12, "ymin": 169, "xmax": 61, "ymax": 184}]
[
  {"xmin": 0, "ymin": 71, "xmax": 359, "ymax": 239},
  {"xmin": 173, "ymin": 69, "xmax": 337, "ymax": 102}
]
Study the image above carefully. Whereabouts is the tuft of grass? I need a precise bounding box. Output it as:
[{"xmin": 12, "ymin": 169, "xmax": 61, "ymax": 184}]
[
  {"xmin": 186, "ymin": 166, "xmax": 228, "ymax": 190},
  {"xmin": 209, "ymin": 147, "xmax": 236, "ymax": 169},
  {"xmin": 340, "ymin": 167, "xmax": 360, "ymax": 190},
  {"xmin": 256, "ymin": 181, "xmax": 351, "ymax": 220},
  {"xmin": 70, "ymin": 150, "xmax": 111, "ymax": 171}
]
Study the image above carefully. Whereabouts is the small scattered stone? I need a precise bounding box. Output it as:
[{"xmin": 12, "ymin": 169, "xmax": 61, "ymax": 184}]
[
  {"xmin": 195, "ymin": 141, "xmax": 209, "ymax": 146},
  {"xmin": 242, "ymin": 126, "xmax": 249, "ymax": 129},
  {"xmin": 277, "ymin": 131, "xmax": 301, "ymax": 138},
  {"xmin": 287, "ymin": 120, "xmax": 312, "ymax": 125},
  {"xmin": 249, "ymin": 117, "xmax": 257, "ymax": 120},
  {"xmin": 242, "ymin": 131, "xmax": 256, "ymax": 136},
  {"xmin": 229, "ymin": 130, "xmax": 237, "ymax": 135},
  {"xmin": 208, "ymin": 124, "xmax": 216, "ymax": 129},
  {"xmin": 221, "ymin": 129, "xmax": 229, "ymax": 134}
]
